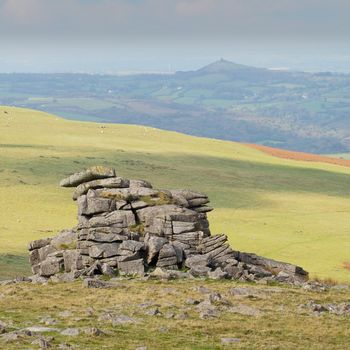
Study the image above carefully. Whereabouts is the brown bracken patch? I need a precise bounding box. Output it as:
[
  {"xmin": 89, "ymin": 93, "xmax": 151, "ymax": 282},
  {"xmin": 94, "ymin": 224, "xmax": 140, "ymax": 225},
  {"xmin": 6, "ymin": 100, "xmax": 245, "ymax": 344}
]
[
  {"xmin": 343, "ymin": 262, "xmax": 350, "ymax": 271},
  {"xmin": 247, "ymin": 143, "xmax": 350, "ymax": 168}
]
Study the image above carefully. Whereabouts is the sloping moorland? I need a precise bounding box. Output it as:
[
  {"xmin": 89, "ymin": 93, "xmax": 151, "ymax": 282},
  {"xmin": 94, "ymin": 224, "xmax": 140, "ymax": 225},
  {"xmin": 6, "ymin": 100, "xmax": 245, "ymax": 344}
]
[
  {"xmin": 0, "ymin": 107, "xmax": 350, "ymax": 349},
  {"xmin": 0, "ymin": 106, "xmax": 349, "ymax": 282}
]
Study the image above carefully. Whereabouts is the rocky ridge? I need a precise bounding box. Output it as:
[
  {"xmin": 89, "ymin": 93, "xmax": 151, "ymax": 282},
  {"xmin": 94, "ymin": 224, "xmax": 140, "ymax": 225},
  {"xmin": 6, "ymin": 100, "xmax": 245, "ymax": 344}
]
[{"xmin": 28, "ymin": 166, "xmax": 308, "ymax": 284}]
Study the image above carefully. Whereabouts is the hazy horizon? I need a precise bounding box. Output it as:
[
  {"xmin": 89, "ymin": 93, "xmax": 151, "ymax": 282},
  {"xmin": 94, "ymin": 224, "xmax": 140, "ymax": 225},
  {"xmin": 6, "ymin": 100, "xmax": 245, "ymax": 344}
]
[
  {"xmin": 0, "ymin": 0, "xmax": 349, "ymax": 74},
  {"xmin": 1, "ymin": 44, "xmax": 350, "ymax": 75}
]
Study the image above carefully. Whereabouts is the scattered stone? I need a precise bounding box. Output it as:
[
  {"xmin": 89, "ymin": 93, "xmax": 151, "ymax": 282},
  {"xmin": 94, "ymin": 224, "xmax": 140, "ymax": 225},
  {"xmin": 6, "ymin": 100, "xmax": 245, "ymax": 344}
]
[
  {"xmin": 158, "ymin": 326, "xmax": 169, "ymax": 333},
  {"xmin": 60, "ymin": 328, "xmax": 80, "ymax": 336},
  {"xmin": 84, "ymin": 327, "xmax": 104, "ymax": 336},
  {"xmin": 139, "ymin": 301, "xmax": 155, "ymax": 308},
  {"xmin": 208, "ymin": 267, "xmax": 228, "ymax": 280},
  {"xmin": 331, "ymin": 284, "xmax": 350, "ymax": 291},
  {"xmin": 145, "ymin": 308, "xmax": 162, "ymax": 316},
  {"xmin": 221, "ymin": 337, "xmax": 241, "ymax": 345},
  {"xmin": 111, "ymin": 314, "xmax": 140, "ymax": 326},
  {"xmin": 189, "ymin": 266, "xmax": 211, "ymax": 278},
  {"xmin": 330, "ymin": 303, "xmax": 350, "ymax": 316},
  {"xmin": 58, "ymin": 310, "xmax": 73, "ymax": 318},
  {"xmin": 0, "ymin": 279, "xmax": 15, "ymax": 286},
  {"xmin": 229, "ymin": 287, "xmax": 263, "ymax": 298},
  {"xmin": 186, "ymin": 298, "xmax": 201, "ymax": 305},
  {"xmin": 31, "ymin": 337, "xmax": 52, "ymax": 349},
  {"xmin": 195, "ymin": 285, "xmax": 212, "ymax": 294},
  {"xmin": 2, "ymin": 332, "xmax": 21, "ymax": 342},
  {"xmin": 228, "ymin": 304, "xmax": 261, "ymax": 317},
  {"xmin": 82, "ymin": 279, "xmax": 111, "ymax": 289},
  {"xmin": 150, "ymin": 267, "xmax": 171, "ymax": 279},
  {"xmin": 0, "ymin": 320, "xmax": 7, "ymax": 334},
  {"xmin": 30, "ymin": 275, "xmax": 49, "ymax": 284},
  {"xmin": 40, "ymin": 317, "xmax": 57, "ymax": 326},
  {"xmin": 162, "ymin": 287, "xmax": 180, "ymax": 294},
  {"xmin": 208, "ymin": 292, "xmax": 230, "ymax": 306},
  {"xmin": 164, "ymin": 312, "xmax": 175, "ymax": 319},
  {"xmin": 98, "ymin": 312, "xmax": 114, "ymax": 322},
  {"xmin": 199, "ymin": 308, "xmax": 219, "ymax": 319},
  {"xmin": 175, "ymin": 312, "xmax": 189, "ymax": 320},
  {"xmin": 25, "ymin": 326, "xmax": 57, "ymax": 333},
  {"xmin": 86, "ymin": 307, "xmax": 94, "ymax": 317},
  {"xmin": 301, "ymin": 301, "xmax": 350, "ymax": 316},
  {"xmin": 197, "ymin": 301, "xmax": 220, "ymax": 319},
  {"xmin": 150, "ymin": 267, "xmax": 188, "ymax": 280},
  {"xmin": 302, "ymin": 281, "xmax": 330, "ymax": 292}
]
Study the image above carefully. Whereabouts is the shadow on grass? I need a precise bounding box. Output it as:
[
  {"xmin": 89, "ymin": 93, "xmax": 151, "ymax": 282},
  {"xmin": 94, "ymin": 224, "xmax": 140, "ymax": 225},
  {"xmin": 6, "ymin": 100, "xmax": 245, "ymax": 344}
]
[
  {"xmin": 0, "ymin": 254, "xmax": 31, "ymax": 280},
  {"xmin": 3, "ymin": 147, "xmax": 349, "ymax": 203}
]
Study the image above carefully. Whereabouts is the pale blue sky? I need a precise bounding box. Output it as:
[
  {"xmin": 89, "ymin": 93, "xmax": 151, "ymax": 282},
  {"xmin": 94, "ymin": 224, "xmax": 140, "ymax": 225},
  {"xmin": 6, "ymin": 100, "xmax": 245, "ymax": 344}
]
[{"xmin": 0, "ymin": 0, "xmax": 349, "ymax": 73}]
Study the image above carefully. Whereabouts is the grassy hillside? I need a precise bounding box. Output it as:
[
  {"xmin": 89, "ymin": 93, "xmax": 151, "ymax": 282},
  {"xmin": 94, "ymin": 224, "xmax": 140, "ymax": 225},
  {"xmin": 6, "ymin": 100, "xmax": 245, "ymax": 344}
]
[
  {"xmin": 327, "ymin": 153, "xmax": 350, "ymax": 160},
  {"xmin": 0, "ymin": 106, "xmax": 350, "ymax": 281}
]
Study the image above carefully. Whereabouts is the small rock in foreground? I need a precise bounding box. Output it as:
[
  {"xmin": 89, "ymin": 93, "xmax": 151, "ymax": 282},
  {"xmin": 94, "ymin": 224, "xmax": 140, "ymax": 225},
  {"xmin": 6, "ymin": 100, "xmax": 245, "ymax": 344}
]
[
  {"xmin": 221, "ymin": 337, "xmax": 241, "ymax": 345},
  {"xmin": 60, "ymin": 328, "xmax": 80, "ymax": 336}
]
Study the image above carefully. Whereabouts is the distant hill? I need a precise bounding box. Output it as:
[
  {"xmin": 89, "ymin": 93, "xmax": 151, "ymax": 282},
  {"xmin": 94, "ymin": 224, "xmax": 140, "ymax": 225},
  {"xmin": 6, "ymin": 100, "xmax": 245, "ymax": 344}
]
[
  {"xmin": 1, "ymin": 107, "xmax": 350, "ymax": 282},
  {"xmin": 0, "ymin": 60, "xmax": 350, "ymax": 153},
  {"xmin": 196, "ymin": 59, "xmax": 257, "ymax": 73}
]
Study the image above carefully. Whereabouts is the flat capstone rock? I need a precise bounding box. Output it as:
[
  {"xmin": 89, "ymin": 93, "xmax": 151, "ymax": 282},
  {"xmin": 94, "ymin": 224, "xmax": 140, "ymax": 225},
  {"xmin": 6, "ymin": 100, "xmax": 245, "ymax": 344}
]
[{"xmin": 60, "ymin": 166, "xmax": 116, "ymax": 187}]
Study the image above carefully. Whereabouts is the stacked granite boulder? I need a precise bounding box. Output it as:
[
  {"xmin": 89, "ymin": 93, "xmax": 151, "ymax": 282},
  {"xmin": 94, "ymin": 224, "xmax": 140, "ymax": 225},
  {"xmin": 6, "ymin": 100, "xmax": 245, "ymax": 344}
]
[{"xmin": 28, "ymin": 166, "xmax": 308, "ymax": 284}]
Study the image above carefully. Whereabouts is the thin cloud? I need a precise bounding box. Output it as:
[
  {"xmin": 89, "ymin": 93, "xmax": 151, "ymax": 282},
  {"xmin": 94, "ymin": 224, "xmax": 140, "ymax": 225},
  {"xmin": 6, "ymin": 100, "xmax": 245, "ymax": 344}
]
[{"xmin": 0, "ymin": 0, "xmax": 348, "ymax": 43}]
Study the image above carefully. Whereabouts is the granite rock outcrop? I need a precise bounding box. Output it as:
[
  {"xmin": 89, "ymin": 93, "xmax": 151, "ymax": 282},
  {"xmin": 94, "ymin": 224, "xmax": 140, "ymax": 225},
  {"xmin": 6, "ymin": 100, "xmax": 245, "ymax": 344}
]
[{"xmin": 28, "ymin": 166, "xmax": 308, "ymax": 284}]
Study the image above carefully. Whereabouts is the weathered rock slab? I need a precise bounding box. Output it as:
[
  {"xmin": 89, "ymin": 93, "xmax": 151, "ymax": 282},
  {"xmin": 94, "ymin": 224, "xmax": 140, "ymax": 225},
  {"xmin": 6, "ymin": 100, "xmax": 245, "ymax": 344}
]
[
  {"xmin": 60, "ymin": 166, "xmax": 116, "ymax": 187},
  {"xmin": 73, "ymin": 177, "xmax": 130, "ymax": 200},
  {"xmin": 118, "ymin": 259, "xmax": 145, "ymax": 276}
]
